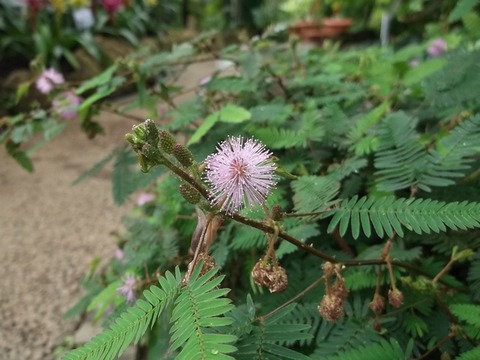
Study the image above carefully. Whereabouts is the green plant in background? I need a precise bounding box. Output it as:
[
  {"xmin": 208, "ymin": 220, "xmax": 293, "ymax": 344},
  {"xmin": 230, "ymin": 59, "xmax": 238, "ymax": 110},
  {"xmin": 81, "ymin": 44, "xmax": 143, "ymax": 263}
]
[{"xmin": 56, "ymin": 22, "xmax": 480, "ymax": 358}]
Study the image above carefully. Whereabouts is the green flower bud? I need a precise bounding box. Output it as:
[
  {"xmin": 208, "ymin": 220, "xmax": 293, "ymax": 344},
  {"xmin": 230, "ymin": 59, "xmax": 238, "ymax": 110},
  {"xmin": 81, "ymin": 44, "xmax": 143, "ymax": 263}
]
[
  {"xmin": 137, "ymin": 153, "xmax": 149, "ymax": 173},
  {"xmin": 179, "ymin": 183, "xmax": 201, "ymax": 204},
  {"xmin": 125, "ymin": 133, "xmax": 144, "ymax": 149},
  {"xmin": 142, "ymin": 143, "xmax": 161, "ymax": 161},
  {"xmin": 144, "ymin": 119, "xmax": 159, "ymax": 146},
  {"xmin": 133, "ymin": 124, "xmax": 147, "ymax": 140},
  {"xmin": 173, "ymin": 144, "xmax": 194, "ymax": 167},
  {"xmin": 159, "ymin": 130, "xmax": 176, "ymax": 154}
]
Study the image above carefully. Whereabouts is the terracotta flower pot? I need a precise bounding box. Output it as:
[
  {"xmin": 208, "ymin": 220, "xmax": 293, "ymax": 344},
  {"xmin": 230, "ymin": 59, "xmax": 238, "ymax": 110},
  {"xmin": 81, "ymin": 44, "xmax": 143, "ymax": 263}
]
[
  {"xmin": 321, "ymin": 17, "xmax": 353, "ymax": 38},
  {"xmin": 289, "ymin": 17, "xmax": 353, "ymax": 41}
]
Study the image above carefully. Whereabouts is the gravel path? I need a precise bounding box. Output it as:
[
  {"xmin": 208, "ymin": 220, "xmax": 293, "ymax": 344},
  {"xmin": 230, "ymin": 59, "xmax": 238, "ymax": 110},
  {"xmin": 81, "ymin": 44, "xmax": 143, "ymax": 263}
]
[{"xmin": 0, "ymin": 114, "xmax": 136, "ymax": 360}]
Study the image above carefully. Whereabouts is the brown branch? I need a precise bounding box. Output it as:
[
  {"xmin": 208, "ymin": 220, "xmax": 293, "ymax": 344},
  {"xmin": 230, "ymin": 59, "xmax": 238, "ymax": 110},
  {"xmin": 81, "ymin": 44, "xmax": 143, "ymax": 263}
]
[{"xmin": 149, "ymin": 158, "xmax": 467, "ymax": 291}]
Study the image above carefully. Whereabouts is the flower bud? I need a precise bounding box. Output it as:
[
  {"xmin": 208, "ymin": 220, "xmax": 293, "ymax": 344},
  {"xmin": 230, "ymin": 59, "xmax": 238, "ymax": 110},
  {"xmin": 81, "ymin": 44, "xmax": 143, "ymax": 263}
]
[
  {"xmin": 159, "ymin": 130, "xmax": 176, "ymax": 154},
  {"xmin": 271, "ymin": 204, "xmax": 283, "ymax": 221},
  {"xmin": 144, "ymin": 119, "xmax": 159, "ymax": 146},
  {"xmin": 133, "ymin": 124, "xmax": 147, "ymax": 140},
  {"xmin": 388, "ymin": 288, "xmax": 404, "ymax": 309},
  {"xmin": 179, "ymin": 183, "xmax": 201, "ymax": 204},
  {"xmin": 125, "ymin": 133, "xmax": 144, "ymax": 149},
  {"xmin": 369, "ymin": 294, "xmax": 386, "ymax": 315},
  {"xmin": 141, "ymin": 143, "xmax": 160, "ymax": 160},
  {"xmin": 318, "ymin": 293, "xmax": 344, "ymax": 322},
  {"xmin": 173, "ymin": 144, "xmax": 194, "ymax": 167}
]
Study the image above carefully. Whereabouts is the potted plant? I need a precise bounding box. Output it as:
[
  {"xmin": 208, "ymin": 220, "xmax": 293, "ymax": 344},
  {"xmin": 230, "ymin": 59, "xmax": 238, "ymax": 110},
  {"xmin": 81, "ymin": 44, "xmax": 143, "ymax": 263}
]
[{"xmin": 286, "ymin": 0, "xmax": 354, "ymax": 41}]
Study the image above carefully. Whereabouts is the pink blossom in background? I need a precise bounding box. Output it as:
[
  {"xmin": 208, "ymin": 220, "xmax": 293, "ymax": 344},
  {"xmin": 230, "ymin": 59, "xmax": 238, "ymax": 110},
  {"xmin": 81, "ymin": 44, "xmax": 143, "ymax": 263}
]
[
  {"xmin": 36, "ymin": 68, "xmax": 65, "ymax": 94},
  {"xmin": 52, "ymin": 91, "xmax": 82, "ymax": 119},
  {"xmin": 25, "ymin": 0, "xmax": 45, "ymax": 11},
  {"xmin": 427, "ymin": 38, "xmax": 447, "ymax": 57},
  {"xmin": 136, "ymin": 192, "xmax": 155, "ymax": 206},
  {"xmin": 199, "ymin": 75, "xmax": 212, "ymax": 86},
  {"xmin": 102, "ymin": 0, "xmax": 123, "ymax": 14},
  {"xmin": 205, "ymin": 137, "xmax": 276, "ymax": 214},
  {"xmin": 114, "ymin": 247, "xmax": 124, "ymax": 260},
  {"xmin": 409, "ymin": 59, "xmax": 420, "ymax": 67},
  {"xmin": 118, "ymin": 275, "xmax": 137, "ymax": 303}
]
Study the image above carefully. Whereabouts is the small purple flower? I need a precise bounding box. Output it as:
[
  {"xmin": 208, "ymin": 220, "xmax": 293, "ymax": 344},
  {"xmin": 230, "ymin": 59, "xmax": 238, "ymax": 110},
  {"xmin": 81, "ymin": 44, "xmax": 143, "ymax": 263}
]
[
  {"xmin": 427, "ymin": 38, "xmax": 447, "ymax": 57},
  {"xmin": 118, "ymin": 275, "xmax": 137, "ymax": 303},
  {"xmin": 52, "ymin": 91, "xmax": 82, "ymax": 119},
  {"xmin": 36, "ymin": 68, "xmax": 65, "ymax": 94},
  {"xmin": 136, "ymin": 192, "xmax": 155, "ymax": 206},
  {"xmin": 409, "ymin": 59, "xmax": 420, "ymax": 67},
  {"xmin": 205, "ymin": 137, "xmax": 276, "ymax": 214}
]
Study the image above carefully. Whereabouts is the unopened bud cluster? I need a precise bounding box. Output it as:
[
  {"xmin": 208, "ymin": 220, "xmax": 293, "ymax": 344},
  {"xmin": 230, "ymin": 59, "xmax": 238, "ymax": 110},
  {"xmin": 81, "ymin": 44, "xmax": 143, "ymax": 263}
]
[
  {"xmin": 179, "ymin": 183, "xmax": 201, "ymax": 204},
  {"xmin": 173, "ymin": 144, "xmax": 194, "ymax": 167},
  {"xmin": 159, "ymin": 130, "xmax": 176, "ymax": 154},
  {"xmin": 251, "ymin": 261, "xmax": 288, "ymax": 293},
  {"xmin": 318, "ymin": 262, "xmax": 349, "ymax": 322}
]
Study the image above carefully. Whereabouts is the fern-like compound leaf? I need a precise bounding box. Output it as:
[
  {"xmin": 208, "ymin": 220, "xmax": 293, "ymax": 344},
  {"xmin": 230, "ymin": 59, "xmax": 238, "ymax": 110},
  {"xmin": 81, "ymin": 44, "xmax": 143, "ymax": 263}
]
[
  {"xmin": 325, "ymin": 196, "xmax": 480, "ymax": 239},
  {"xmin": 169, "ymin": 266, "xmax": 237, "ymax": 360},
  {"xmin": 374, "ymin": 112, "xmax": 429, "ymax": 192},
  {"xmin": 450, "ymin": 304, "xmax": 480, "ymax": 327},
  {"xmin": 424, "ymin": 114, "xmax": 480, "ymax": 188},
  {"xmin": 63, "ymin": 268, "xmax": 182, "ymax": 360},
  {"xmin": 292, "ymin": 176, "xmax": 340, "ymax": 220},
  {"xmin": 323, "ymin": 338, "xmax": 412, "ymax": 360},
  {"xmin": 235, "ymin": 303, "xmax": 312, "ymax": 360},
  {"xmin": 456, "ymin": 346, "xmax": 480, "ymax": 360}
]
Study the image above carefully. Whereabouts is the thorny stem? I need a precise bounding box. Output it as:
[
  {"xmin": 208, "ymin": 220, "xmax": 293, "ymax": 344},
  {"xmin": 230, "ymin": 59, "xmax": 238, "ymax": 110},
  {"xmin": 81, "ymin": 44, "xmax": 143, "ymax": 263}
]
[
  {"xmin": 257, "ymin": 276, "xmax": 325, "ymax": 323},
  {"xmin": 150, "ymin": 156, "xmax": 466, "ymax": 291}
]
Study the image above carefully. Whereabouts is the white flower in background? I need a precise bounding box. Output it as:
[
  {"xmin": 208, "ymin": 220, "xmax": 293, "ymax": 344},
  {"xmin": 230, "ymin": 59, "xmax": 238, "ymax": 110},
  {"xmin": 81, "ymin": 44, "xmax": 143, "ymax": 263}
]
[{"xmin": 73, "ymin": 7, "xmax": 95, "ymax": 30}]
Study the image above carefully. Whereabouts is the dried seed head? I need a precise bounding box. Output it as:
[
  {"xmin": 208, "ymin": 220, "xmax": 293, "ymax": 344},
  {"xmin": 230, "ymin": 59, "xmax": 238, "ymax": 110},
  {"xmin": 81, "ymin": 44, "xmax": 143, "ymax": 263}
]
[
  {"xmin": 332, "ymin": 277, "xmax": 349, "ymax": 301},
  {"xmin": 322, "ymin": 262, "xmax": 335, "ymax": 276},
  {"xmin": 159, "ymin": 130, "xmax": 176, "ymax": 154},
  {"xmin": 173, "ymin": 144, "xmax": 194, "ymax": 167},
  {"xmin": 251, "ymin": 262, "xmax": 288, "ymax": 293},
  {"xmin": 179, "ymin": 183, "xmax": 201, "ymax": 204},
  {"xmin": 369, "ymin": 294, "xmax": 386, "ymax": 315},
  {"xmin": 372, "ymin": 318, "xmax": 382, "ymax": 332},
  {"xmin": 318, "ymin": 293, "xmax": 344, "ymax": 322},
  {"xmin": 388, "ymin": 288, "xmax": 404, "ymax": 309},
  {"xmin": 269, "ymin": 266, "xmax": 288, "ymax": 293}
]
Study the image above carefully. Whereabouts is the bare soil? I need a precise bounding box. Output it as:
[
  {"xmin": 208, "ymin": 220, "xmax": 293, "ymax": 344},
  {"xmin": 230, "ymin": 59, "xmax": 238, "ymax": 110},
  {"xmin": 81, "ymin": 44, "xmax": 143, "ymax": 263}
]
[{"xmin": 0, "ymin": 113, "xmax": 136, "ymax": 360}]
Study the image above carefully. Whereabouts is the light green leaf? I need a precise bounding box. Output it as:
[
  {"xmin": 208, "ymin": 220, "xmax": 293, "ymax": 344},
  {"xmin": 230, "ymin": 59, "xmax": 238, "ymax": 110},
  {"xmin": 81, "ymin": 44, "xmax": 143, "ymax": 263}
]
[
  {"xmin": 187, "ymin": 112, "xmax": 219, "ymax": 145},
  {"xmin": 219, "ymin": 104, "xmax": 251, "ymax": 123}
]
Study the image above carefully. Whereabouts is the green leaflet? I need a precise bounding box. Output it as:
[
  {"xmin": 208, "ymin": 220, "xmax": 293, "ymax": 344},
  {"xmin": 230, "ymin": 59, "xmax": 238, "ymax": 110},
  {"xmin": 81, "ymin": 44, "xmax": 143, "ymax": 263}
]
[
  {"xmin": 63, "ymin": 269, "xmax": 182, "ymax": 360},
  {"xmin": 170, "ymin": 267, "xmax": 237, "ymax": 360},
  {"xmin": 187, "ymin": 105, "xmax": 251, "ymax": 145},
  {"xmin": 325, "ymin": 196, "xmax": 480, "ymax": 239}
]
